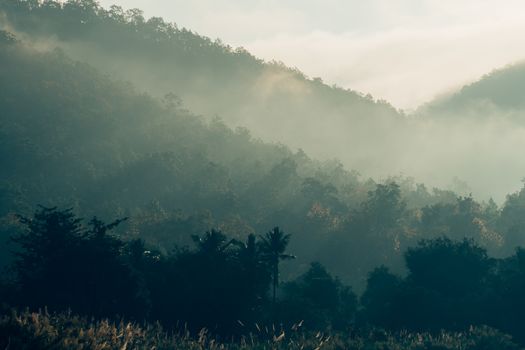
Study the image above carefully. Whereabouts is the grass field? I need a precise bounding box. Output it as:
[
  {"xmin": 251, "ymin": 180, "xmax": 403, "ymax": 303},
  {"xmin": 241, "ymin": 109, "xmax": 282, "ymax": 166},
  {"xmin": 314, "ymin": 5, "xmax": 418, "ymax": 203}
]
[{"xmin": 0, "ymin": 309, "xmax": 521, "ymax": 350}]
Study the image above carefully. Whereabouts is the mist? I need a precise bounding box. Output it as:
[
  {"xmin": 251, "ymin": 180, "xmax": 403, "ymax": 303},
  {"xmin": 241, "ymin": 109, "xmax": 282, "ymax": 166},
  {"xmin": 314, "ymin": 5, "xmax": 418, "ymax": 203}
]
[
  {"xmin": 97, "ymin": 0, "xmax": 525, "ymax": 110},
  {"xmin": 23, "ymin": 26, "xmax": 525, "ymax": 203},
  {"xmin": 4, "ymin": 1, "xmax": 525, "ymax": 347}
]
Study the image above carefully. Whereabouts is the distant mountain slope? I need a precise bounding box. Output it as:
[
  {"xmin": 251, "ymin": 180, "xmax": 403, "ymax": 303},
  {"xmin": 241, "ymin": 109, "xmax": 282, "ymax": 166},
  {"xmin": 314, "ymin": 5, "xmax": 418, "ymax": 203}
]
[
  {"xmin": 1, "ymin": 29, "xmax": 475, "ymax": 289},
  {"xmin": 421, "ymin": 62, "xmax": 525, "ymax": 115},
  {"xmin": 0, "ymin": 30, "xmax": 382, "ymax": 286},
  {"xmin": 0, "ymin": 0, "xmax": 405, "ymax": 175}
]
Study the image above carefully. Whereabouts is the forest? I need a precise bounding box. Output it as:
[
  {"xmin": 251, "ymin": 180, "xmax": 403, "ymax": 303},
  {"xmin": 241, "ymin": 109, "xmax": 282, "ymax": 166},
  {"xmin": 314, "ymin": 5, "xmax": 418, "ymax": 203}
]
[{"xmin": 2, "ymin": 0, "xmax": 525, "ymax": 349}]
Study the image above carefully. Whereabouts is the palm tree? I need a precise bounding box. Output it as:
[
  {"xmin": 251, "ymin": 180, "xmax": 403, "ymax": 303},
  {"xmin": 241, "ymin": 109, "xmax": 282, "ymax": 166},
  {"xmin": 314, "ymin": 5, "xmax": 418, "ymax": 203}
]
[
  {"xmin": 192, "ymin": 229, "xmax": 234, "ymax": 257},
  {"xmin": 235, "ymin": 234, "xmax": 259, "ymax": 269},
  {"xmin": 259, "ymin": 227, "xmax": 295, "ymax": 306},
  {"xmin": 233, "ymin": 234, "xmax": 269, "ymax": 305}
]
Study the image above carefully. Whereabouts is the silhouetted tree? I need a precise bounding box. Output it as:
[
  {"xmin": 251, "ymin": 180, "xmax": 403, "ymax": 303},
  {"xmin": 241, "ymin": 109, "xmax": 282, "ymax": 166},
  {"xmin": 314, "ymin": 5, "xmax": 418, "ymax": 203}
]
[
  {"xmin": 232, "ymin": 234, "xmax": 271, "ymax": 323},
  {"xmin": 405, "ymin": 237, "xmax": 491, "ymax": 297},
  {"xmin": 259, "ymin": 227, "xmax": 295, "ymax": 307},
  {"xmin": 10, "ymin": 206, "xmax": 147, "ymax": 318},
  {"xmin": 234, "ymin": 234, "xmax": 271, "ymax": 297},
  {"xmin": 192, "ymin": 229, "xmax": 234, "ymax": 257},
  {"xmin": 360, "ymin": 266, "xmax": 402, "ymax": 329},
  {"xmin": 361, "ymin": 237, "xmax": 494, "ymax": 332},
  {"xmin": 281, "ymin": 262, "xmax": 357, "ymax": 330},
  {"xmin": 11, "ymin": 206, "xmax": 84, "ymax": 310}
]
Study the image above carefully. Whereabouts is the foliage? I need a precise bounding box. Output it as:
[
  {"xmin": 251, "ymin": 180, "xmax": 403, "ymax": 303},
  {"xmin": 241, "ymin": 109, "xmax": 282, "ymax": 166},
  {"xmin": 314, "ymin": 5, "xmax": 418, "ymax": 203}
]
[
  {"xmin": 0, "ymin": 31, "xmax": 490, "ymax": 292},
  {"xmin": 5, "ymin": 206, "xmax": 525, "ymax": 344},
  {"xmin": 360, "ymin": 237, "xmax": 525, "ymax": 342},
  {"xmin": 280, "ymin": 262, "xmax": 358, "ymax": 330},
  {"xmin": 259, "ymin": 227, "xmax": 294, "ymax": 306},
  {"xmin": 9, "ymin": 206, "xmax": 147, "ymax": 318},
  {"xmin": 0, "ymin": 309, "xmax": 521, "ymax": 350}
]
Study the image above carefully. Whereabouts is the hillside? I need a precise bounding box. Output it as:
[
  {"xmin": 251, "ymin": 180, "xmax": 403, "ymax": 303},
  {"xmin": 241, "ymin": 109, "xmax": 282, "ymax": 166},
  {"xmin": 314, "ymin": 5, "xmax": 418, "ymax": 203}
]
[
  {"xmin": 5, "ymin": 0, "xmax": 525, "ymax": 203},
  {"xmin": 4, "ymin": 27, "xmax": 522, "ymax": 294},
  {"xmin": 0, "ymin": 30, "xmax": 408, "ymax": 288},
  {"xmin": 0, "ymin": 0, "xmax": 406, "ymax": 176},
  {"xmin": 420, "ymin": 61, "xmax": 525, "ymax": 115}
]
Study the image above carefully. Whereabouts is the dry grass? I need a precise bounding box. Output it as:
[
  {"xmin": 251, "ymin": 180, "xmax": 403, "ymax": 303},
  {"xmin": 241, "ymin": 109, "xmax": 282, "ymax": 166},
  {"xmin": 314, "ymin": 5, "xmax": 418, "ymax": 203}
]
[{"xmin": 0, "ymin": 309, "xmax": 521, "ymax": 350}]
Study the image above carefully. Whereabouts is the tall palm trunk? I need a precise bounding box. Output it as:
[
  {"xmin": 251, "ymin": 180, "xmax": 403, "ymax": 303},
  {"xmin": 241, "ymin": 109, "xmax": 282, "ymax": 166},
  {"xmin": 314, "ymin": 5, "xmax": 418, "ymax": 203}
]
[{"xmin": 272, "ymin": 256, "xmax": 278, "ymax": 306}]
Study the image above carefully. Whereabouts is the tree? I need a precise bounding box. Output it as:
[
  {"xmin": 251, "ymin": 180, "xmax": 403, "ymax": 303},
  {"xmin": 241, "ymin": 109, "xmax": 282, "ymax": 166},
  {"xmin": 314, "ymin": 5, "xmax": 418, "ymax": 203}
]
[
  {"xmin": 10, "ymin": 206, "xmax": 147, "ymax": 318},
  {"xmin": 259, "ymin": 227, "xmax": 295, "ymax": 307},
  {"xmin": 233, "ymin": 234, "xmax": 271, "ymax": 322},
  {"xmin": 400, "ymin": 237, "xmax": 493, "ymax": 331},
  {"xmin": 191, "ymin": 228, "xmax": 234, "ymax": 258},
  {"xmin": 404, "ymin": 237, "xmax": 491, "ymax": 297},
  {"xmin": 360, "ymin": 266, "xmax": 402, "ymax": 328},
  {"xmin": 499, "ymin": 184, "xmax": 525, "ymax": 249},
  {"xmin": 363, "ymin": 182, "xmax": 406, "ymax": 235},
  {"xmin": 234, "ymin": 234, "xmax": 270, "ymax": 296},
  {"xmin": 11, "ymin": 206, "xmax": 84, "ymax": 310},
  {"xmin": 282, "ymin": 262, "xmax": 357, "ymax": 330}
]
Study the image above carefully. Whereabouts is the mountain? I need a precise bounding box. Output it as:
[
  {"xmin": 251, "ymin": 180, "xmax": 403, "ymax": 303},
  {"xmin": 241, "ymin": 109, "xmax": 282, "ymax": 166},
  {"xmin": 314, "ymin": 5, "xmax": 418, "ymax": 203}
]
[
  {"xmin": 5, "ymin": 0, "xmax": 525, "ymax": 202},
  {"xmin": 0, "ymin": 29, "xmax": 402, "ymax": 287},
  {"xmin": 1, "ymin": 1, "xmax": 523, "ymax": 288},
  {"xmin": 4, "ymin": 26, "xmax": 502, "ymax": 291},
  {"xmin": 420, "ymin": 61, "xmax": 525, "ymax": 115},
  {"xmin": 0, "ymin": 0, "xmax": 405, "ymax": 177}
]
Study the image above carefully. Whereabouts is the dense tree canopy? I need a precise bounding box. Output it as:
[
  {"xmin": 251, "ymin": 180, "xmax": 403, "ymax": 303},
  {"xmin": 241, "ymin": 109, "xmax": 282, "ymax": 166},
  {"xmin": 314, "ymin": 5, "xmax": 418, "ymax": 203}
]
[{"xmin": 2, "ymin": 30, "xmax": 513, "ymax": 291}]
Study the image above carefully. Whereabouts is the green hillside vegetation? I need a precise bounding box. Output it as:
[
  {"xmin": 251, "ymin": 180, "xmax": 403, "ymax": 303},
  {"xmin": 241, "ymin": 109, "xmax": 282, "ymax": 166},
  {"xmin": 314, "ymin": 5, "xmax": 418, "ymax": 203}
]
[
  {"xmin": 4, "ymin": 30, "xmax": 524, "ymax": 292},
  {"xmin": 421, "ymin": 61, "xmax": 525, "ymax": 116},
  {"xmin": 5, "ymin": 0, "xmax": 525, "ymax": 203},
  {"xmin": 0, "ymin": 0, "xmax": 405, "ymax": 174}
]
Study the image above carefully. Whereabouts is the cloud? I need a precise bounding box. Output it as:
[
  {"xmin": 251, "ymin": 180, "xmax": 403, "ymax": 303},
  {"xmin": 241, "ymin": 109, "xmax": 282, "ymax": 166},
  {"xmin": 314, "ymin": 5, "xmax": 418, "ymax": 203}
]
[
  {"xmin": 243, "ymin": 21, "xmax": 525, "ymax": 110},
  {"xmin": 98, "ymin": 0, "xmax": 525, "ymax": 109}
]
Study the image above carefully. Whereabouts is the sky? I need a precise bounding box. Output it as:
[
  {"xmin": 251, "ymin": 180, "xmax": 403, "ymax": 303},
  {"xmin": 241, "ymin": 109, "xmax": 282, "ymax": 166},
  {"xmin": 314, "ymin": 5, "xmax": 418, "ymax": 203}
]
[{"xmin": 98, "ymin": 0, "xmax": 525, "ymax": 110}]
